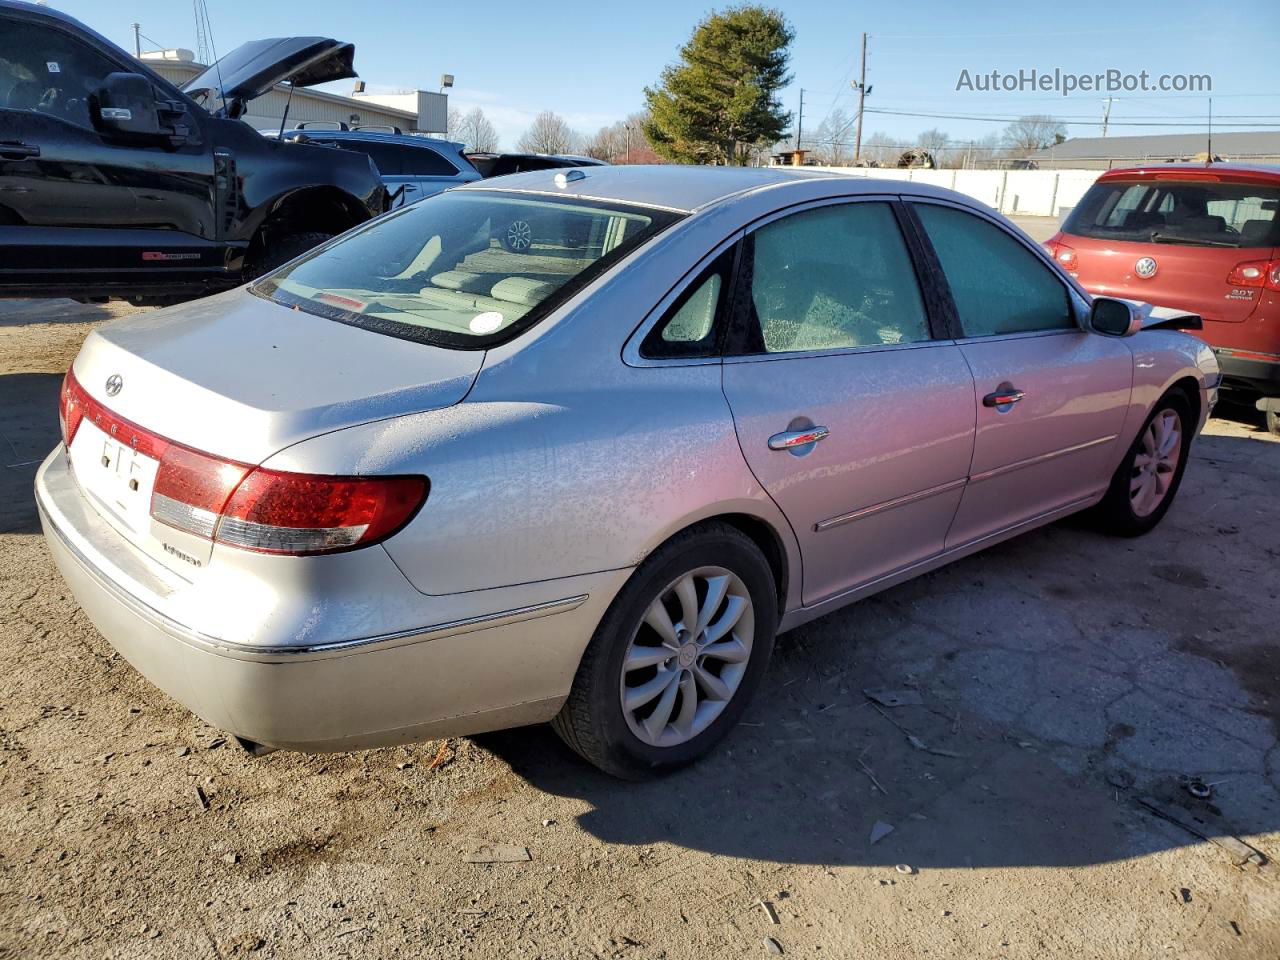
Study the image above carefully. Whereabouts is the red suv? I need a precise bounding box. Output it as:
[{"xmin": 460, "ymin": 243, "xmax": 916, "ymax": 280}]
[{"xmin": 1048, "ymin": 164, "xmax": 1280, "ymax": 433}]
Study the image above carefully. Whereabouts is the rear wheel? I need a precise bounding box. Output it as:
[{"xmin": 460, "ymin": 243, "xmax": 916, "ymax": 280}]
[
  {"xmin": 501, "ymin": 219, "xmax": 533, "ymax": 252},
  {"xmin": 1094, "ymin": 393, "xmax": 1192, "ymax": 536},
  {"xmin": 552, "ymin": 523, "xmax": 777, "ymax": 779}
]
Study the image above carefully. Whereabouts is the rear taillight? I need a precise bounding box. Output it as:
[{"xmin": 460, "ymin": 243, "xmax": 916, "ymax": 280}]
[
  {"xmin": 1046, "ymin": 239, "xmax": 1077, "ymax": 271},
  {"xmin": 1226, "ymin": 258, "xmax": 1280, "ymax": 291},
  {"xmin": 59, "ymin": 368, "xmax": 427, "ymax": 555}
]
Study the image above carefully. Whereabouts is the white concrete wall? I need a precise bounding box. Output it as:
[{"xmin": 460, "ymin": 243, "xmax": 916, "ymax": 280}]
[{"xmin": 804, "ymin": 166, "xmax": 1105, "ymax": 218}]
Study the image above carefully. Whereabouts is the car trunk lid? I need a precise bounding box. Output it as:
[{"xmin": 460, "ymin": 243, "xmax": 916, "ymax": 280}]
[{"xmin": 66, "ymin": 287, "xmax": 481, "ymax": 578}]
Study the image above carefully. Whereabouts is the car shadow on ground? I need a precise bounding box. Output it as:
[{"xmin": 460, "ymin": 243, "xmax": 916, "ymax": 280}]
[
  {"xmin": 0, "ymin": 372, "xmax": 60, "ymax": 534},
  {"xmin": 479, "ymin": 426, "xmax": 1280, "ymax": 871},
  {"xmin": 0, "ymin": 299, "xmax": 118, "ymax": 327}
]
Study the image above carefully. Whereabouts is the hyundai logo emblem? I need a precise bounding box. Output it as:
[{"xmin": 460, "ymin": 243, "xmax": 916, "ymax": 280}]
[
  {"xmin": 105, "ymin": 374, "xmax": 123, "ymax": 397},
  {"xmin": 1135, "ymin": 256, "xmax": 1158, "ymax": 279}
]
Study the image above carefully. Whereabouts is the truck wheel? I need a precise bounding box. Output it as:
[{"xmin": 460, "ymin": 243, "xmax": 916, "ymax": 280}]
[{"xmin": 248, "ymin": 231, "xmax": 333, "ymax": 279}]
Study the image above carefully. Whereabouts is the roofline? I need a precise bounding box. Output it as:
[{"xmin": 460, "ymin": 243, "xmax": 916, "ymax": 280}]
[{"xmin": 1096, "ymin": 162, "xmax": 1280, "ymax": 184}]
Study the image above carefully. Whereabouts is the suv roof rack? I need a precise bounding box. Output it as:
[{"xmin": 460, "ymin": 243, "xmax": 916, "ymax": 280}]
[
  {"xmin": 352, "ymin": 124, "xmax": 404, "ymax": 135},
  {"xmin": 295, "ymin": 120, "xmax": 350, "ymax": 131}
]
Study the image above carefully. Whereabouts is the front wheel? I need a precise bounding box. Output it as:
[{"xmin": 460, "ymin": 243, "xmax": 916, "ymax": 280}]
[
  {"xmin": 1094, "ymin": 393, "xmax": 1192, "ymax": 536},
  {"xmin": 246, "ymin": 231, "xmax": 334, "ymax": 279},
  {"xmin": 552, "ymin": 523, "xmax": 778, "ymax": 779}
]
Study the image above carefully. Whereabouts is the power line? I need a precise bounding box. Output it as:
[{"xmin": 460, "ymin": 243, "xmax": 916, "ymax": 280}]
[{"xmin": 863, "ymin": 107, "xmax": 1280, "ymax": 128}]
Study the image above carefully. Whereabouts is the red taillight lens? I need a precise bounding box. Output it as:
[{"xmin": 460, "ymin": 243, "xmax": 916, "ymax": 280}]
[
  {"xmin": 59, "ymin": 367, "xmax": 426, "ymax": 556},
  {"xmin": 1226, "ymin": 258, "xmax": 1280, "ymax": 291},
  {"xmin": 217, "ymin": 470, "xmax": 427, "ymax": 554},
  {"xmin": 1046, "ymin": 239, "xmax": 1077, "ymax": 270}
]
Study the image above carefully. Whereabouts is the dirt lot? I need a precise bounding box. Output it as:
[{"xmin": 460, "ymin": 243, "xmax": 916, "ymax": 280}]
[{"xmin": 1, "ymin": 295, "xmax": 1277, "ymax": 960}]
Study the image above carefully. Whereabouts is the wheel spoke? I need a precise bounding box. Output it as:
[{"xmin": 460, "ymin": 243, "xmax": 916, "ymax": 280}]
[
  {"xmin": 671, "ymin": 672, "xmax": 698, "ymax": 739},
  {"xmin": 643, "ymin": 598, "xmax": 679, "ymax": 648},
  {"xmin": 642, "ymin": 673, "xmax": 680, "ymax": 741},
  {"xmin": 701, "ymin": 636, "xmax": 750, "ymax": 663},
  {"xmin": 625, "ymin": 668, "xmax": 677, "ymax": 713},
  {"xmin": 624, "ymin": 645, "xmax": 674, "ymax": 672},
  {"xmin": 696, "ymin": 575, "xmax": 729, "ymax": 635},
  {"xmin": 703, "ymin": 595, "xmax": 747, "ymax": 644},
  {"xmin": 693, "ymin": 663, "xmax": 732, "ymax": 701},
  {"xmin": 674, "ymin": 574, "xmax": 699, "ymax": 633}
]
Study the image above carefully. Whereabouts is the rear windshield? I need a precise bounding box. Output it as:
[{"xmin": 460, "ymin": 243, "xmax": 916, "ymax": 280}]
[
  {"xmin": 252, "ymin": 191, "xmax": 680, "ymax": 348},
  {"xmin": 1064, "ymin": 178, "xmax": 1280, "ymax": 248}
]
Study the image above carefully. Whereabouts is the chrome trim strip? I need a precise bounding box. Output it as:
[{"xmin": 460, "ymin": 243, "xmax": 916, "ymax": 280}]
[
  {"xmin": 968, "ymin": 435, "xmax": 1117, "ymax": 485},
  {"xmin": 39, "ymin": 502, "xmax": 587, "ymax": 662},
  {"xmin": 814, "ymin": 477, "xmax": 968, "ymax": 532}
]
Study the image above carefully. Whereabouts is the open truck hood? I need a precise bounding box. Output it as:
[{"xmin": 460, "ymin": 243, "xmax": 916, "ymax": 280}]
[
  {"xmin": 70, "ymin": 287, "xmax": 482, "ymax": 466},
  {"xmin": 183, "ymin": 37, "xmax": 356, "ymax": 103}
]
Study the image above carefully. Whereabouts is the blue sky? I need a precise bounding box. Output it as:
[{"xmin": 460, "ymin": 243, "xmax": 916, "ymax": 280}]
[{"xmin": 53, "ymin": 0, "xmax": 1279, "ymax": 149}]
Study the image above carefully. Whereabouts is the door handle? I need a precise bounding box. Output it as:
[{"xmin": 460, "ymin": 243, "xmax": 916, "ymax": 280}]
[
  {"xmin": 768, "ymin": 426, "xmax": 830, "ymax": 450},
  {"xmin": 983, "ymin": 387, "xmax": 1025, "ymax": 407},
  {"xmin": 0, "ymin": 142, "xmax": 40, "ymax": 159}
]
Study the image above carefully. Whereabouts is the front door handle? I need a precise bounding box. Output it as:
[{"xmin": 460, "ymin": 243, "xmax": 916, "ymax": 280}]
[
  {"xmin": 0, "ymin": 142, "xmax": 40, "ymax": 159},
  {"xmin": 768, "ymin": 426, "xmax": 830, "ymax": 450},
  {"xmin": 983, "ymin": 387, "xmax": 1025, "ymax": 407}
]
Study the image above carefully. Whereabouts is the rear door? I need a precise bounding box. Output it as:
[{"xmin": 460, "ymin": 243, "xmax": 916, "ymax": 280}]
[
  {"xmin": 909, "ymin": 200, "xmax": 1133, "ymax": 547},
  {"xmin": 718, "ymin": 199, "xmax": 976, "ymax": 605}
]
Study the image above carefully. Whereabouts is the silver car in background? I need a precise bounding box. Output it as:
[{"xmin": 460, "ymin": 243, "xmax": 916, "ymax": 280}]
[{"xmin": 37, "ymin": 167, "xmax": 1219, "ymax": 778}]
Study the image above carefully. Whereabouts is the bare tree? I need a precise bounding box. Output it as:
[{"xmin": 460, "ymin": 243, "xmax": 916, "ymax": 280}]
[
  {"xmin": 517, "ymin": 111, "xmax": 582, "ymax": 155},
  {"xmin": 917, "ymin": 127, "xmax": 951, "ymax": 155},
  {"xmin": 584, "ymin": 123, "xmax": 626, "ymax": 162},
  {"xmin": 454, "ymin": 107, "xmax": 499, "ymax": 152},
  {"xmin": 811, "ymin": 108, "xmax": 853, "ymax": 165},
  {"xmin": 444, "ymin": 108, "xmax": 462, "ymax": 140},
  {"xmin": 861, "ymin": 130, "xmax": 896, "ymax": 166},
  {"xmin": 1002, "ymin": 115, "xmax": 1067, "ymax": 156},
  {"xmin": 960, "ymin": 133, "xmax": 1005, "ymax": 168}
]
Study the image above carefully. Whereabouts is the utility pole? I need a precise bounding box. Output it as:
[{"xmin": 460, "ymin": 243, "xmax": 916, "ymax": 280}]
[
  {"xmin": 1101, "ymin": 97, "xmax": 1115, "ymax": 137},
  {"xmin": 853, "ymin": 32, "xmax": 870, "ymax": 164},
  {"xmin": 132, "ymin": 22, "xmax": 141, "ymax": 57},
  {"xmin": 795, "ymin": 88, "xmax": 805, "ymax": 155}
]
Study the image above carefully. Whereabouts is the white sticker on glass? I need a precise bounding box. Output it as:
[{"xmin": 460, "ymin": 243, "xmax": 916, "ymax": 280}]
[
  {"xmin": 469, "ymin": 311, "xmax": 504, "ymax": 334},
  {"xmin": 46, "ymin": 61, "xmax": 61, "ymax": 73}
]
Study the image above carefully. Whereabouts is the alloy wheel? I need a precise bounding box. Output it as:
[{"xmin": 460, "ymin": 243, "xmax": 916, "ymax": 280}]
[
  {"xmin": 506, "ymin": 219, "xmax": 533, "ymax": 251},
  {"xmin": 619, "ymin": 566, "xmax": 754, "ymax": 748},
  {"xmin": 1130, "ymin": 408, "xmax": 1182, "ymax": 518}
]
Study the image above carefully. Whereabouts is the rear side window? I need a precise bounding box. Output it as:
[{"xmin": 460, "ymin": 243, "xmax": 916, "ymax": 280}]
[
  {"xmin": 1064, "ymin": 179, "xmax": 1280, "ymax": 248},
  {"xmin": 915, "ymin": 203, "xmax": 1073, "ymax": 337},
  {"xmin": 735, "ymin": 202, "xmax": 931, "ymax": 354},
  {"xmin": 399, "ymin": 145, "xmax": 459, "ymax": 176},
  {"xmin": 641, "ymin": 247, "xmax": 734, "ymax": 359}
]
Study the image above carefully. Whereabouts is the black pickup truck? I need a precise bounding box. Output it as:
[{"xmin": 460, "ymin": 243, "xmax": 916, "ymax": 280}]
[{"xmin": 0, "ymin": 1, "xmax": 386, "ymax": 304}]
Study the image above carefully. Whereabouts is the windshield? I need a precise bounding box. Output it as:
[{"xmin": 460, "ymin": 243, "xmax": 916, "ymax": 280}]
[
  {"xmin": 1064, "ymin": 178, "xmax": 1280, "ymax": 248},
  {"xmin": 252, "ymin": 191, "xmax": 680, "ymax": 348}
]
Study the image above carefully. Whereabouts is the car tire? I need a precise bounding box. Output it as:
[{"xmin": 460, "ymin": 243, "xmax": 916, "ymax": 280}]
[
  {"xmin": 500, "ymin": 219, "xmax": 534, "ymax": 253},
  {"xmin": 1093, "ymin": 391, "xmax": 1193, "ymax": 537},
  {"xmin": 247, "ymin": 231, "xmax": 333, "ymax": 279},
  {"xmin": 552, "ymin": 522, "xmax": 778, "ymax": 779}
]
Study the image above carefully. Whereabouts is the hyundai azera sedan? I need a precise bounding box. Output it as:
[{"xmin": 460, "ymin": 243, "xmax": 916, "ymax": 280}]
[{"xmin": 38, "ymin": 166, "xmax": 1219, "ymax": 778}]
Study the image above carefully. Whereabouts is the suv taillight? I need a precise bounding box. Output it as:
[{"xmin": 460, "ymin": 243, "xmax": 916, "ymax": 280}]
[
  {"xmin": 61, "ymin": 368, "xmax": 427, "ymax": 555},
  {"xmin": 1226, "ymin": 258, "xmax": 1280, "ymax": 291},
  {"xmin": 1045, "ymin": 239, "xmax": 1077, "ymax": 272}
]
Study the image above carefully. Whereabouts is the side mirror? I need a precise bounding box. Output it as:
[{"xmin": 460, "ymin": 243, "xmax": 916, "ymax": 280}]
[
  {"xmin": 1089, "ymin": 297, "xmax": 1143, "ymax": 338},
  {"xmin": 94, "ymin": 72, "xmax": 161, "ymax": 137}
]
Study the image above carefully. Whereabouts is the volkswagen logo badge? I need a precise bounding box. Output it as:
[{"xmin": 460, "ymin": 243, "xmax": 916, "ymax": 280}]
[
  {"xmin": 105, "ymin": 374, "xmax": 123, "ymax": 397},
  {"xmin": 1135, "ymin": 256, "xmax": 1158, "ymax": 279}
]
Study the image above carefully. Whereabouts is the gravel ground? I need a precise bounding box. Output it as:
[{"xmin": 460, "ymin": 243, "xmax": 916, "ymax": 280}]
[{"xmin": 1, "ymin": 296, "xmax": 1277, "ymax": 959}]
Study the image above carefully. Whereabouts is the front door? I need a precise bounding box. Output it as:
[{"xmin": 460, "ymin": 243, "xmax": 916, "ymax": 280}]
[
  {"xmin": 908, "ymin": 201, "xmax": 1133, "ymax": 547},
  {"xmin": 720, "ymin": 200, "xmax": 976, "ymax": 606}
]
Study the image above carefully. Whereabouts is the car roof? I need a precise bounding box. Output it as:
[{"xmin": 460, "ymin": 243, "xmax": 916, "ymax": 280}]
[
  {"xmin": 454, "ymin": 164, "xmax": 961, "ymax": 213},
  {"xmin": 1097, "ymin": 162, "xmax": 1280, "ymax": 185},
  {"xmin": 283, "ymin": 129, "xmax": 466, "ymax": 152}
]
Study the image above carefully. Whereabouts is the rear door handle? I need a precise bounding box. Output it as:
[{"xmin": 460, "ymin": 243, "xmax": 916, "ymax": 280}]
[
  {"xmin": 0, "ymin": 142, "xmax": 40, "ymax": 159},
  {"xmin": 768, "ymin": 426, "xmax": 830, "ymax": 450},
  {"xmin": 983, "ymin": 387, "xmax": 1025, "ymax": 407}
]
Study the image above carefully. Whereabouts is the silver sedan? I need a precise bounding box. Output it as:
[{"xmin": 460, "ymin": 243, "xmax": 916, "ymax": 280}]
[{"xmin": 37, "ymin": 166, "xmax": 1219, "ymax": 778}]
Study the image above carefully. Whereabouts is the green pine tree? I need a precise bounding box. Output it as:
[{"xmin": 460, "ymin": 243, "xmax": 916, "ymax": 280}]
[{"xmin": 644, "ymin": 5, "xmax": 794, "ymax": 166}]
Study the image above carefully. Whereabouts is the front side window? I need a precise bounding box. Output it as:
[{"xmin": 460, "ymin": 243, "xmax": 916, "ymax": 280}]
[
  {"xmin": 253, "ymin": 190, "xmax": 680, "ymax": 348},
  {"xmin": 0, "ymin": 17, "xmax": 125, "ymax": 128},
  {"xmin": 1064, "ymin": 179, "xmax": 1280, "ymax": 248},
  {"xmin": 736, "ymin": 202, "xmax": 931, "ymax": 354},
  {"xmin": 915, "ymin": 203, "xmax": 1073, "ymax": 337}
]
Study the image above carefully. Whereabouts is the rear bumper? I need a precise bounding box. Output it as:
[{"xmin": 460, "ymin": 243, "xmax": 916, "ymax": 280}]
[
  {"xmin": 35, "ymin": 447, "xmax": 626, "ymax": 751},
  {"xmin": 1212, "ymin": 349, "xmax": 1280, "ymax": 396}
]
